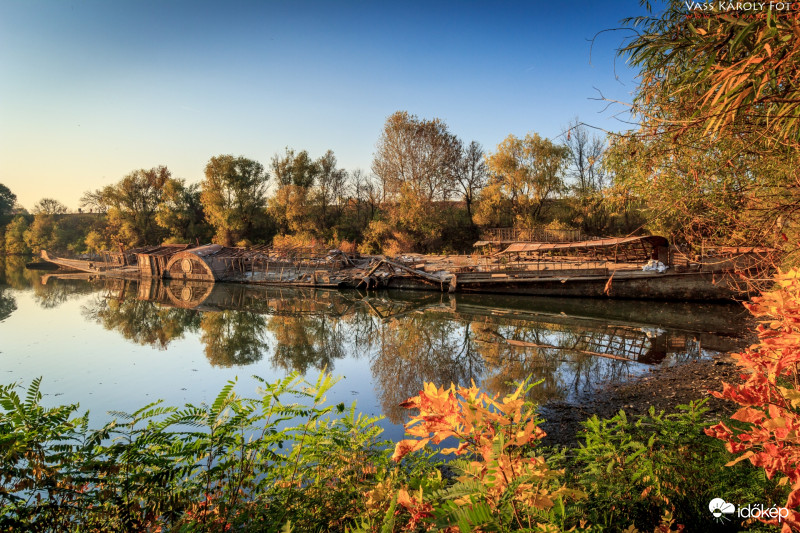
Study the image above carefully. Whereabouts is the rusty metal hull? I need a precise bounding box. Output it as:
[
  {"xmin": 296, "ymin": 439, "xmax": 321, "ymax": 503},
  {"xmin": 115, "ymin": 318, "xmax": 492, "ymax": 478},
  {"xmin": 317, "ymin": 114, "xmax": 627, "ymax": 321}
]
[
  {"xmin": 41, "ymin": 249, "xmax": 754, "ymax": 302},
  {"xmin": 452, "ymin": 270, "xmax": 749, "ymax": 301}
]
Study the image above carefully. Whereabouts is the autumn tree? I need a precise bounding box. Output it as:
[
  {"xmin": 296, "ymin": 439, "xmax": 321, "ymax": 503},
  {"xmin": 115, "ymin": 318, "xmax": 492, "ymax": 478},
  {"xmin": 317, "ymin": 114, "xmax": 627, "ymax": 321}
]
[
  {"xmin": 315, "ymin": 150, "xmax": 347, "ymax": 233},
  {"xmin": 268, "ymin": 148, "xmax": 319, "ymax": 236},
  {"xmin": 609, "ymin": 2, "xmax": 800, "ymax": 259},
  {"xmin": 26, "ymin": 198, "xmax": 67, "ymax": 254},
  {"xmin": 32, "ymin": 198, "xmax": 68, "ymax": 215},
  {"xmin": 563, "ymin": 120, "xmax": 609, "ymax": 234},
  {"xmin": 78, "ymin": 190, "xmax": 107, "ymax": 214},
  {"xmin": 368, "ymin": 111, "xmax": 468, "ymax": 253},
  {"xmin": 606, "ymin": 128, "xmax": 798, "ymax": 248},
  {"xmin": 201, "ymin": 155, "xmax": 270, "ymax": 246},
  {"xmin": 271, "ymin": 148, "xmax": 319, "ymax": 188},
  {"xmin": 623, "ymin": 1, "xmax": 800, "ymax": 149},
  {"xmin": 477, "ymin": 133, "xmax": 568, "ymax": 228},
  {"xmin": 0, "ymin": 184, "xmax": 17, "ymax": 254},
  {"xmin": 341, "ymin": 169, "xmax": 382, "ymax": 241},
  {"xmin": 372, "ymin": 111, "xmax": 460, "ymax": 203},
  {"xmin": 454, "ymin": 140, "xmax": 488, "ymax": 219}
]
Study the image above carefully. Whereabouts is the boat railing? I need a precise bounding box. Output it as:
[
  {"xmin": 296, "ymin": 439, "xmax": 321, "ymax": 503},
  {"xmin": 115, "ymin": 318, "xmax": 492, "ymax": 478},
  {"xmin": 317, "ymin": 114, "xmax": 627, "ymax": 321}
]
[{"xmin": 479, "ymin": 227, "xmax": 584, "ymax": 243}]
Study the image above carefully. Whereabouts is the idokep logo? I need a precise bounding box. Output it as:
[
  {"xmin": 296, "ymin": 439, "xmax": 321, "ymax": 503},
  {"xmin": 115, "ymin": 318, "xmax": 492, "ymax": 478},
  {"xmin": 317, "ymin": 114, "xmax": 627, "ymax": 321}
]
[
  {"xmin": 709, "ymin": 498, "xmax": 735, "ymax": 523},
  {"xmin": 709, "ymin": 498, "xmax": 790, "ymax": 523},
  {"xmin": 737, "ymin": 504, "xmax": 790, "ymax": 522}
]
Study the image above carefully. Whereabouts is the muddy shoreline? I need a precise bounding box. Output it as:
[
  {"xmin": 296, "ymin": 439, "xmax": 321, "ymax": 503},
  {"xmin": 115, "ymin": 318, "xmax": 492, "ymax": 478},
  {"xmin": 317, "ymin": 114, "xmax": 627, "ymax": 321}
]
[{"xmin": 539, "ymin": 355, "xmax": 744, "ymax": 447}]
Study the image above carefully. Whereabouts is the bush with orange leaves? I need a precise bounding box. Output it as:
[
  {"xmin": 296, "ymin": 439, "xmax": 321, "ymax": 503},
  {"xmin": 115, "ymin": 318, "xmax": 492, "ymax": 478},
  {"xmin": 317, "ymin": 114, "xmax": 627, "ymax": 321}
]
[
  {"xmin": 390, "ymin": 380, "xmax": 584, "ymax": 531},
  {"xmin": 707, "ymin": 269, "xmax": 800, "ymax": 532}
]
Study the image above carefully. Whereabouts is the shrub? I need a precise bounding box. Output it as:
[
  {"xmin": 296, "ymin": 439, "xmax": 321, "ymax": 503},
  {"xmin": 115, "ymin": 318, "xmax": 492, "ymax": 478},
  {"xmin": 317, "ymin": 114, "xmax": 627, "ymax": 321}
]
[
  {"xmin": 0, "ymin": 373, "xmax": 397, "ymax": 532},
  {"xmin": 390, "ymin": 380, "xmax": 584, "ymax": 531},
  {"xmin": 560, "ymin": 400, "xmax": 778, "ymax": 532},
  {"xmin": 707, "ymin": 268, "xmax": 800, "ymax": 530}
]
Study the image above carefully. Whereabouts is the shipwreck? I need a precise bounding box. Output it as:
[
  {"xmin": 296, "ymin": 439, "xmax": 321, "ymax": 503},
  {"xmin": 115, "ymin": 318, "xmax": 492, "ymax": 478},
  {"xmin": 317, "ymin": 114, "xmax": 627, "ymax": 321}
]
[{"xmin": 38, "ymin": 233, "xmax": 770, "ymax": 301}]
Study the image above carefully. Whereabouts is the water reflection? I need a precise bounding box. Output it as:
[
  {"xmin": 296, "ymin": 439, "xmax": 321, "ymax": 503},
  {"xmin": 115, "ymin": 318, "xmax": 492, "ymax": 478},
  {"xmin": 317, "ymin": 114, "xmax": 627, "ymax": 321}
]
[
  {"xmin": 30, "ymin": 273, "xmax": 752, "ymax": 423},
  {"xmin": 81, "ymin": 280, "xmax": 201, "ymax": 350},
  {"xmin": 2, "ymin": 255, "xmax": 39, "ymax": 289},
  {"xmin": 202, "ymin": 312, "xmax": 269, "ymax": 367},
  {"xmin": 0, "ymin": 288, "xmax": 15, "ymax": 322}
]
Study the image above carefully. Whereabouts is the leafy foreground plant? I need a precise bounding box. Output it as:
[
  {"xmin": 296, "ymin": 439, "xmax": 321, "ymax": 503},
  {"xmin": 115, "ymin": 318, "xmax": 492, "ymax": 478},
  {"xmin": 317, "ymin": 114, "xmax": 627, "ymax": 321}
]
[
  {"xmin": 0, "ymin": 372, "xmax": 429, "ymax": 532},
  {"xmin": 557, "ymin": 400, "xmax": 781, "ymax": 533},
  {"xmin": 707, "ymin": 268, "xmax": 800, "ymax": 531},
  {"xmin": 1, "ymin": 366, "xmax": 787, "ymax": 532},
  {"xmin": 387, "ymin": 379, "xmax": 584, "ymax": 532}
]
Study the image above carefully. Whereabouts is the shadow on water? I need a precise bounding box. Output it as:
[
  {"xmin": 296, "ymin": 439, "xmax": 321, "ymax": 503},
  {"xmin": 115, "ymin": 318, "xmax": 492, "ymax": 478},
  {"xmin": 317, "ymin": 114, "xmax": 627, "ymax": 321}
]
[{"xmin": 27, "ymin": 270, "xmax": 754, "ymax": 424}]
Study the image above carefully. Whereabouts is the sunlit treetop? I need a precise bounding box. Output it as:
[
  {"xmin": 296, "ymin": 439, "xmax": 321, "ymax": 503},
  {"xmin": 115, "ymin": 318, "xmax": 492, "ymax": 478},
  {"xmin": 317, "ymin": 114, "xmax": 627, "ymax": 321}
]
[{"xmin": 622, "ymin": 0, "xmax": 800, "ymax": 148}]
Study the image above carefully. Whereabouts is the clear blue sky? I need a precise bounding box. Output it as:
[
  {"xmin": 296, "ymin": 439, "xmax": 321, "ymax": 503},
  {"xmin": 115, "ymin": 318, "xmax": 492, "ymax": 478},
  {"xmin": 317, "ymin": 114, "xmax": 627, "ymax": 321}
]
[{"xmin": 0, "ymin": 0, "xmax": 650, "ymax": 210}]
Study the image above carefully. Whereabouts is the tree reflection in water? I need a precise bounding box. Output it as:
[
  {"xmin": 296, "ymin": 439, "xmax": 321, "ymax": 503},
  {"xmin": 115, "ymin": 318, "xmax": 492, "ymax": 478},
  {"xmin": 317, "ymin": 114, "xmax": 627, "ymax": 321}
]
[
  {"xmin": 82, "ymin": 282, "xmax": 201, "ymax": 350},
  {"xmin": 25, "ymin": 268, "xmax": 747, "ymax": 421},
  {"xmin": 3, "ymin": 255, "xmax": 38, "ymax": 290},
  {"xmin": 268, "ymin": 314, "xmax": 345, "ymax": 374},
  {"xmin": 0, "ymin": 288, "xmax": 16, "ymax": 322},
  {"xmin": 0, "ymin": 257, "xmax": 17, "ymax": 322},
  {"xmin": 200, "ymin": 311, "xmax": 269, "ymax": 367},
  {"xmin": 34, "ymin": 277, "xmax": 98, "ymax": 309},
  {"xmin": 369, "ymin": 313, "xmax": 486, "ymax": 423}
]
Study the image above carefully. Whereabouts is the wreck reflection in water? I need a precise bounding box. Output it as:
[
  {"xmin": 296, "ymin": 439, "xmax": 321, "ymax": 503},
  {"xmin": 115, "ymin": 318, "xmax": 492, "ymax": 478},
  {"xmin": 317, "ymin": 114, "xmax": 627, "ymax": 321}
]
[{"xmin": 69, "ymin": 276, "xmax": 753, "ymax": 424}]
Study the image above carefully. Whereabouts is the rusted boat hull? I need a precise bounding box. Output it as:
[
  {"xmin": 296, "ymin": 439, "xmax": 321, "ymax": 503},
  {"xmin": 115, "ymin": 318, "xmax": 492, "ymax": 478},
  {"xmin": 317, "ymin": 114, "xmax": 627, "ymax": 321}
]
[
  {"xmin": 452, "ymin": 270, "xmax": 749, "ymax": 301},
  {"xmin": 40, "ymin": 248, "xmax": 755, "ymax": 302}
]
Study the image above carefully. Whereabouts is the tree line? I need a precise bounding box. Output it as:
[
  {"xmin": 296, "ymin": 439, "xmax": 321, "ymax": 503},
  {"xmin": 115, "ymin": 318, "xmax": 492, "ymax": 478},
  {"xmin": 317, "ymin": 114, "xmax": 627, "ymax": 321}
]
[{"xmin": 0, "ymin": 112, "xmax": 647, "ymax": 257}]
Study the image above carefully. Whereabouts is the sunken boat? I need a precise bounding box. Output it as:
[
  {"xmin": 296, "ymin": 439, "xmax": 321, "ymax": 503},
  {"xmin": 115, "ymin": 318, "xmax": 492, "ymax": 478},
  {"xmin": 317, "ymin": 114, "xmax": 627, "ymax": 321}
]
[{"xmin": 38, "ymin": 234, "xmax": 769, "ymax": 301}]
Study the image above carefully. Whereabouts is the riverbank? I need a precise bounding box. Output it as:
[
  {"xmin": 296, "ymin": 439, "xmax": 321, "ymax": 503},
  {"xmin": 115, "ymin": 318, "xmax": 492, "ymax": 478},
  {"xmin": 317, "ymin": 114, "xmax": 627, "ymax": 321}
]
[{"xmin": 539, "ymin": 354, "xmax": 743, "ymax": 447}]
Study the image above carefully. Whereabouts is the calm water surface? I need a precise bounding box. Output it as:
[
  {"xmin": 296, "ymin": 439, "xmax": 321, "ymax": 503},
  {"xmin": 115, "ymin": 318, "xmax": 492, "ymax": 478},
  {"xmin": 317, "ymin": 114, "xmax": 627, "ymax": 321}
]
[{"xmin": 0, "ymin": 256, "xmax": 753, "ymax": 441}]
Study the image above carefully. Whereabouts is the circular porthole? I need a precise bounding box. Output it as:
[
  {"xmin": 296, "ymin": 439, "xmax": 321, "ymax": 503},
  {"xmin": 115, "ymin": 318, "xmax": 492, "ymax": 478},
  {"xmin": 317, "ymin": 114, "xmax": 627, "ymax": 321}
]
[{"xmin": 181, "ymin": 258, "xmax": 192, "ymax": 273}]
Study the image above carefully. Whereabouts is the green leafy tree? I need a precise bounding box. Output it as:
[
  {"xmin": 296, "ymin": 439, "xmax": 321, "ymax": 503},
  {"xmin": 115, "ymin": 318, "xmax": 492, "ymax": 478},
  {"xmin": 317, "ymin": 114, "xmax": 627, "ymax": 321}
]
[
  {"xmin": 23, "ymin": 215, "xmax": 59, "ymax": 253},
  {"xmin": 155, "ymin": 179, "xmax": 211, "ymax": 244},
  {"xmin": 4, "ymin": 216, "xmax": 31, "ymax": 255},
  {"xmin": 200, "ymin": 311, "xmax": 269, "ymax": 366},
  {"xmin": 82, "ymin": 166, "xmax": 173, "ymax": 247},
  {"xmin": 0, "ymin": 184, "xmax": 17, "ymax": 221},
  {"xmin": 201, "ymin": 155, "xmax": 270, "ymax": 246},
  {"xmin": 24, "ymin": 213, "xmax": 98, "ymax": 255}
]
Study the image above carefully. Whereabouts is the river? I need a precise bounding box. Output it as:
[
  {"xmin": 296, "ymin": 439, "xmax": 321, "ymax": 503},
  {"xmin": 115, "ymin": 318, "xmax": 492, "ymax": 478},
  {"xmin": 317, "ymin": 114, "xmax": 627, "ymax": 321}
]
[{"xmin": 0, "ymin": 255, "xmax": 753, "ymax": 441}]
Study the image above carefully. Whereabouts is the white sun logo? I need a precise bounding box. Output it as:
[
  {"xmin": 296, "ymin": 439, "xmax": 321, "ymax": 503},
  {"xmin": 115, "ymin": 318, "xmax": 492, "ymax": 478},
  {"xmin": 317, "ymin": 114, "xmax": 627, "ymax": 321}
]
[{"xmin": 709, "ymin": 498, "xmax": 736, "ymax": 523}]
